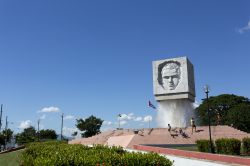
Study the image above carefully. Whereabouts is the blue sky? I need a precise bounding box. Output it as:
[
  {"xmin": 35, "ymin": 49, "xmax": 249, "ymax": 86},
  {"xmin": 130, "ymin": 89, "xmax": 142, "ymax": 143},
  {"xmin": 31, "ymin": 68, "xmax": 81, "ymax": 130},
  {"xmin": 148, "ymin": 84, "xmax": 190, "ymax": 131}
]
[{"xmin": 0, "ymin": 0, "xmax": 250, "ymax": 136}]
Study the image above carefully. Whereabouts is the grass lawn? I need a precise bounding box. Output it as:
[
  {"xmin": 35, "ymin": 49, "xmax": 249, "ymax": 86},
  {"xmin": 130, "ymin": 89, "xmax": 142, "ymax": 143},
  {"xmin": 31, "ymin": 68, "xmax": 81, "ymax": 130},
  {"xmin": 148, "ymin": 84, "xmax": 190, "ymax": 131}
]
[
  {"xmin": 170, "ymin": 145, "xmax": 198, "ymax": 151},
  {"xmin": 0, "ymin": 149, "xmax": 24, "ymax": 166}
]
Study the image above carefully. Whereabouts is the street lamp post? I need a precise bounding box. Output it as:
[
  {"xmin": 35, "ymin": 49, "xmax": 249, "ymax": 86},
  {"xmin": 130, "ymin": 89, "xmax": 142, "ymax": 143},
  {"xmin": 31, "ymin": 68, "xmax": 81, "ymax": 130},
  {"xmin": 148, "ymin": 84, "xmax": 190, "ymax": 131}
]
[
  {"xmin": 204, "ymin": 85, "xmax": 214, "ymax": 153},
  {"xmin": 118, "ymin": 114, "xmax": 121, "ymax": 130},
  {"xmin": 61, "ymin": 113, "xmax": 64, "ymax": 141},
  {"xmin": 37, "ymin": 119, "xmax": 40, "ymax": 142}
]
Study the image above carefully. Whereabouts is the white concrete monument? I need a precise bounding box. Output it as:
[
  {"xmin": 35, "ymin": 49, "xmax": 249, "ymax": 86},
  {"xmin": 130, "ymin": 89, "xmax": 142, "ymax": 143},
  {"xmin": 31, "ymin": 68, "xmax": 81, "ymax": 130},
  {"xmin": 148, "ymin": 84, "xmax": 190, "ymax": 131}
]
[
  {"xmin": 153, "ymin": 57, "xmax": 196, "ymax": 127},
  {"xmin": 153, "ymin": 57, "xmax": 195, "ymax": 102}
]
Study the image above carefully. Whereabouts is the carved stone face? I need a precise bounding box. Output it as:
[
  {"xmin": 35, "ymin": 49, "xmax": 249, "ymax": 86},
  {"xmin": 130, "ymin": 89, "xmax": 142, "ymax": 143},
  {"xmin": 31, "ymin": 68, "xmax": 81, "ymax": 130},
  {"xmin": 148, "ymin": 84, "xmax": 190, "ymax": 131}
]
[{"xmin": 161, "ymin": 63, "xmax": 180, "ymax": 90}]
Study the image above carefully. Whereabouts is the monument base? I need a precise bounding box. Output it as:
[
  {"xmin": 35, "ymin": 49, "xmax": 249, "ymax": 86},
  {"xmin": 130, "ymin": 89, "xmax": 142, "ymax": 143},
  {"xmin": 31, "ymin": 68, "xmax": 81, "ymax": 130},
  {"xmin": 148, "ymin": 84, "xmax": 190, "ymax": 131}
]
[
  {"xmin": 156, "ymin": 99, "xmax": 195, "ymax": 128},
  {"xmin": 155, "ymin": 93, "xmax": 195, "ymax": 102}
]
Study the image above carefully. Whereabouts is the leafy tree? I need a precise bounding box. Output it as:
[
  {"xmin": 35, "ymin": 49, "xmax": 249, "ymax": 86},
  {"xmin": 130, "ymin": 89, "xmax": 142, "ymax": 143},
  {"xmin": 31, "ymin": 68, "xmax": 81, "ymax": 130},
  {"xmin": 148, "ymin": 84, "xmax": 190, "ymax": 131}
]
[
  {"xmin": 2, "ymin": 129, "xmax": 14, "ymax": 143},
  {"xmin": 226, "ymin": 103, "xmax": 250, "ymax": 132},
  {"xmin": 39, "ymin": 129, "xmax": 57, "ymax": 140},
  {"xmin": 0, "ymin": 129, "xmax": 14, "ymax": 148},
  {"xmin": 23, "ymin": 126, "xmax": 37, "ymax": 137},
  {"xmin": 72, "ymin": 131, "xmax": 78, "ymax": 137},
  {"xmin": 0, "ymin": 133, "xmax": 5, "ymax": 146},
  {"xmin": 76, "ymin": 115, "xmax": 103, "ymax": 138},
  {"xmin": 196, "ymin": 94, "xmax": 250, "ymax": 132},
  {"xmin": 16, "ymin": 126, "xmax": 37, "ymax": 144}
]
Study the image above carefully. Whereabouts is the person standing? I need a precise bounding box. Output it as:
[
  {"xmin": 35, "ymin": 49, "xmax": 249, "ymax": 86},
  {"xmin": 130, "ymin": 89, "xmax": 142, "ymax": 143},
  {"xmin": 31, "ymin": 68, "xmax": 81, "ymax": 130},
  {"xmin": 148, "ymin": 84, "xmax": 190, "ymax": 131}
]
[
  {"xmin": 168, "ymin": 124, "xmax": 171, "ymax": 132},
  {"xmin": 190, "ymin": 117, "xmax": 196, "ymax": 134}
]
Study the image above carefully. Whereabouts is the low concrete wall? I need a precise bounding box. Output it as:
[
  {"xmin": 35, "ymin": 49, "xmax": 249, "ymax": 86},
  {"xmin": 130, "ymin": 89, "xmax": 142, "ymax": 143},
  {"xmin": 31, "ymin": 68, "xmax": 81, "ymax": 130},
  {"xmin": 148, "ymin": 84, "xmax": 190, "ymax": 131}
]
[
  {"xmin": 0, "ymin": 145, "xmax": 25, "ymax": 154},
  {"xmin": 143, "ymin": 144, "xmax": 196, "ymax": 148}
]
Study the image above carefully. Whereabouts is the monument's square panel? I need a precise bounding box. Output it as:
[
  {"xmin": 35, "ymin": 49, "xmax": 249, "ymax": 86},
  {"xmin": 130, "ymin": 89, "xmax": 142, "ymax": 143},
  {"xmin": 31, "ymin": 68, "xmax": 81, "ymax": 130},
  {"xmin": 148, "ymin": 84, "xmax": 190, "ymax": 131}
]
[{"xmin": 152, "ymin": 57, "xmax": 195, "ymax": 101}]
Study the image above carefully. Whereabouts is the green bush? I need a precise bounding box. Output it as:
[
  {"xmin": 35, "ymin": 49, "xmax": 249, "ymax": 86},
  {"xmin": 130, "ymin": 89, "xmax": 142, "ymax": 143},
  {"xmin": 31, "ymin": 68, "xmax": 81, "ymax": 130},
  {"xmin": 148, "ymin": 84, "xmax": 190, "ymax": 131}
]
[
  {"xmin": 215, "ymin": 138, "xmax": 241, "ymax": 155},
  {"xmin": 196, "ymin": 139, "xmax": 214, "ymax": 153},
  {"xmin": 21, "ymin": 141, "xmax": 173, "ymax": 166},
  {"xmin": 242, "ymin": 137, "xmax": 250, "ymax": 155}
]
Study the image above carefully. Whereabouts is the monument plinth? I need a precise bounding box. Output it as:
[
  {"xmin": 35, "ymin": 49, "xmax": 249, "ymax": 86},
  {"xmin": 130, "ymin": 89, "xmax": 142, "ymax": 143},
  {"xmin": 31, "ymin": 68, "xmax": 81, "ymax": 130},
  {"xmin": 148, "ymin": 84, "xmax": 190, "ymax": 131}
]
[{"xmin": 152, "ymin": 57, "xmax": 195, "ymax": 102}]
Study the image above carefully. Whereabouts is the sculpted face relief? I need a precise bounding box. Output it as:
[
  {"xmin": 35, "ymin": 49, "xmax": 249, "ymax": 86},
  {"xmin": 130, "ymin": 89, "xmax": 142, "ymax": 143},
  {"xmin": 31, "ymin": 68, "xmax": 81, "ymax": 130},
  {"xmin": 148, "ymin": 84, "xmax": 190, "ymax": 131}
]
[
  {"xmin": 161, "ymin": 62, "xmax": 180, "ymax": 90},
  {"xmin": 153, "ymin": 57, "xmax": 195, "ymax": 102}
]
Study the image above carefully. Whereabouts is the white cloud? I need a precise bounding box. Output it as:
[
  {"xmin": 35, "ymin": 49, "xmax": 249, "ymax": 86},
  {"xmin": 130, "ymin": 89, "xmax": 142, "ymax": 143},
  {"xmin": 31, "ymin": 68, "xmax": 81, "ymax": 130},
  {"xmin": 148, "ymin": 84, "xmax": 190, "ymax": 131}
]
[
  {"xmin": 103, "ymin": 121, "xmax": 112, "ymax": 126},
  {"xmin": 101, "ymin": 121, "xmax": 116, "ymax": 131},
  {"xmin": 128, "ymin": 113, "xmax": 134, "ymax": 118},
  {"xmin": 18, "ymin": 120, "xmax": 32, "ymax": 129},
  {"xmin": 64, "ymin": 115, "xmax": 74, "ymax": 120},
  {"xmin": 101, "ymin": 126, "xmax": 113, "ymax": 132},
  {"xmin": 118, "ymin": 113, "xmax": 154, "ymax": 123},
  {"xmin": 63, "ymin": 127, "xmax": 79, "ymax": 137},
  {"xmin": 120, "ymin": 120, "xmax": 127, "ymax": 126},
  {"xmin": 117, "ymin": 113, "xmax": 154, "ymax": 124},
  {"xmin": 40, "ymin": 114, "xmax": 46, "ymax": 120},
  {"xmin": 143, "ymin": 115, "xmax": 152, "ymax": 122},
  {"xmin": 238, "ymin": 21, "xmax": 250, "ymax": 34},
  {"xmin": 193, "ymin": 100, "xmax": 200, "ymax": 108},
  {"xmin": 134, "ymin": 117, "xmax": 143, "ymax": 122},
  {"xmin": 38, "ymin": 106, "xmax": 60, "ymax": 113},
  {"xmin": 118, "ymin": 113, "xmax": 135, "ymax": 120},
  {"xmin": 39, "ymin": 124, "xmax": 45, "ymax": 130}
]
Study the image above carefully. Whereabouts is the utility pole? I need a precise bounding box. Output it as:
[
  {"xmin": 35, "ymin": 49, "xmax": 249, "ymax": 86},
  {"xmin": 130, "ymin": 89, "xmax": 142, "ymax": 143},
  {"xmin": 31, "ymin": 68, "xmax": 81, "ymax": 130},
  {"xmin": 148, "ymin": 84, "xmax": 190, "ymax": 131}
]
[
  {"xmin": 61, "ymin": 113, "xmax": 64, "ymax": 141},
  {"xmin": 0, "ymin": 104, "xmax": 2, "ymax": 131},
  {"xmin": 4, "ymin": 116, "xmax": 8, "ymax": 150},
  {"xmin": 5, "ymin": 116, "xmax": 8, "ymax": 131},
  {"xmin": 37, "ymin": 119, "xmax": 40, "ymax": 142}
]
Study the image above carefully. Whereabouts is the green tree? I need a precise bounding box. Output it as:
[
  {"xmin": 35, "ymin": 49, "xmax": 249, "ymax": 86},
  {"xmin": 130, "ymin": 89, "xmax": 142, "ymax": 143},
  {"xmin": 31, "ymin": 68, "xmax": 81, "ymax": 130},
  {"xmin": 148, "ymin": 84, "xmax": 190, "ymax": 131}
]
[
  {"xmin": 39, "ymin": 129, "xmax": 57, "ymax": 140},
  {"xmin": 16, "ymin": 126, "xmax": 37, "ymax": 145},
  {"xmin": 196, "ymin": 94, "xmax": 250, "ymax": 132},
  {"xmin": 0, "ymin": 129, "xmax": 14, "ymax": 148},
  {"xmin": 226, "ymin": 103, "xmax": 250, "ymax": 132},
  {"xmin": 0, "ymin": 133, "xmax": 5, "ymax": 146},
  {"xmin": 76, "ymin": 115, "xmax": 103, "ymax": 137},
  {"xmin": 72, "ymin": 131, "xmax": 78, "ymax": 137},
  {"xmin": 2, "ymin": 129, "xmax": 14, "ymax": 143}
]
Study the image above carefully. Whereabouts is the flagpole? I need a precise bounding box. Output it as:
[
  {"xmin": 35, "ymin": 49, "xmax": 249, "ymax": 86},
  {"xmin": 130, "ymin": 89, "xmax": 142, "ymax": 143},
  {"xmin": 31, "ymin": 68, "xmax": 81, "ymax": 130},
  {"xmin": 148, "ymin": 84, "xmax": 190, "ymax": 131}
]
[{"xmin": 148, "ymin": 100, "xmax": 156, "ymax": 128}]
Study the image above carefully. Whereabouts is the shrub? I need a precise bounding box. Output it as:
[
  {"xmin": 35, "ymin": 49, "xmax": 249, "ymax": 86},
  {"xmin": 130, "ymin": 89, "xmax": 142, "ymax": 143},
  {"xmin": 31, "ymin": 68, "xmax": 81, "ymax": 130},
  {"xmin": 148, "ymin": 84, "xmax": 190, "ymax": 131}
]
[
  {"xmin": 215, "ymin": 138, "xmax": 241, "ymax": 155},
  {"xmin": 21, "ymin": 141, "xmax": 173, "ymax": 166},
  {"xmin": 196, "ymin": 139, "xmax": 214, "ymax": 153},
  {"xmin": 242, "ymin": 137, "xmax": 250, "ymax": 155}
]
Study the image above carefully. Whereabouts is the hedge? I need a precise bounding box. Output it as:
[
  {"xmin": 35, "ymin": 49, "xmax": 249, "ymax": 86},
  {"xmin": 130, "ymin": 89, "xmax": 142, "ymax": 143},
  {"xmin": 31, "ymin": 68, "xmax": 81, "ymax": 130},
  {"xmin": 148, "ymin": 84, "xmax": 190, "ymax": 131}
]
[
  {"xmin": 21, "ymin": 141, "xmax": 173, "ymax": 166},
  {"xmin": 242, "ymin": 137, "xmax": 250, "ymax": 155},
  {"xmin": 196, "ymin": 139, "xmax": 214, "ymax": 153},
  {"xmin": 215, "ymin": 138, "xmax": 241, "ymax": 155}
]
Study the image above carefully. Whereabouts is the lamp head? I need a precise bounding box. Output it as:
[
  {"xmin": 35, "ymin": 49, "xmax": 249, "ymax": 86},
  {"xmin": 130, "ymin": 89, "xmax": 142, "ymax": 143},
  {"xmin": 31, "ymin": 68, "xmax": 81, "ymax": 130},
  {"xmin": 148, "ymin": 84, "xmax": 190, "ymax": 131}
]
[{"xmin": 204, "ymin": 85, "xmax": 210, "ymax": 93}]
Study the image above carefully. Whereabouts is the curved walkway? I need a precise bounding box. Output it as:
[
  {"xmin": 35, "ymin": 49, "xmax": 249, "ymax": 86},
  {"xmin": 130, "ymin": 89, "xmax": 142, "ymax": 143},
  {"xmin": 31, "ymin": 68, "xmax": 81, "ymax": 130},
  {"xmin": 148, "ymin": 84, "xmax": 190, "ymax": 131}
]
[{"xmin": 134, "ymin": 145, "xmax": 250, "ymax": 166}]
